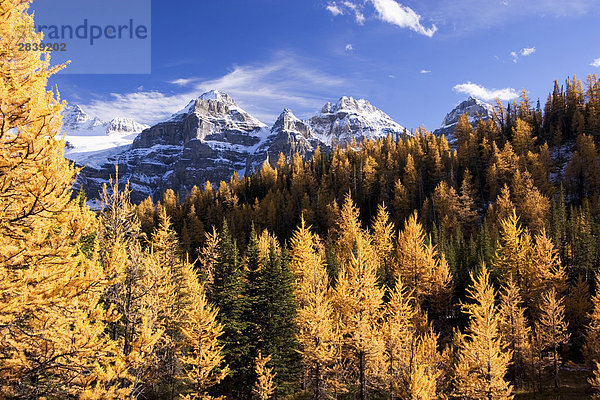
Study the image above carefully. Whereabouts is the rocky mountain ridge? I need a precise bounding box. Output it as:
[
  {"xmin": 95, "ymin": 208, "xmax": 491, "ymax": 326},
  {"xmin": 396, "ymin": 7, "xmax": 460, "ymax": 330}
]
[{"xmin": 72, "ymin": 91, "xmax": 409, "ymax": 202}]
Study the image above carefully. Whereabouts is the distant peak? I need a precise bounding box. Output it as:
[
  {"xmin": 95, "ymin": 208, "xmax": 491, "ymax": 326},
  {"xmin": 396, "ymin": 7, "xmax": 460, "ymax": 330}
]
[
  {"xmin": 198, "ymin": 90, "xmax": 235, "ymax": 104},
  {"xmin": 279, "ymin": 108, "xmax": 296, "ymax": 118}
]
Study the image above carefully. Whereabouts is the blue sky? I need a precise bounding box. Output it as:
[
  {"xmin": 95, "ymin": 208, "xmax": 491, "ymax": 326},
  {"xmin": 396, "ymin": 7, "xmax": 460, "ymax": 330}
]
[{"xmin": 46, "ymin": 0, "xmax": 600, "ymax": 131}]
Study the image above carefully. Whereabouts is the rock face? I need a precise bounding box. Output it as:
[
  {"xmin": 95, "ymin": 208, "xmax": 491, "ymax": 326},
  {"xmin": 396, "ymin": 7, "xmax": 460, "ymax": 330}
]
[
  {"xmin": 433, "ymin": 97, "xmax": 494, "ymax": 146},
  {"xmin": 252, "ymin": 109, "xmax": 319, "ymax": 165},
  {"xmin": 74, "ymin": 91, "xmax": 408, "ymax": 203},
  {"xmin": 78, "ymin": 90, "xmax": 269, "ymax": 203}
]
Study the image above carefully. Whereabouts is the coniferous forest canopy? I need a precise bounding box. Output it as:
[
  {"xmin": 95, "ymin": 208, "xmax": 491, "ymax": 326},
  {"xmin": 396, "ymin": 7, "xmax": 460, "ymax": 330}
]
[{"xmin": 4, "ymin": 1, "xmax": 600, "ymax": 399}]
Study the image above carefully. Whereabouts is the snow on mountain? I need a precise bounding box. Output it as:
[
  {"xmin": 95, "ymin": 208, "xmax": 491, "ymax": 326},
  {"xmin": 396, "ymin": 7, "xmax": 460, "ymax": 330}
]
[
  {"xmin": 308, "ymin": 96, "xmax": 407, "ymax": 146},
  {"xmin": 75, "ymin": 91, "xmax": 408, "ymax": 202},
  {"xmin": 61, "ymin": 104, "xmax": 149, "ymax": 167},
  {"xmin": 434, "ymin": 96, "xmax": 494, "ymax": 146}
]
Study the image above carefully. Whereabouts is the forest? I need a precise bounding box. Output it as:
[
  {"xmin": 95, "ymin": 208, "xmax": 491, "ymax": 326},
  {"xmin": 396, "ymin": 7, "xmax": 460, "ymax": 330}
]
[{"xmin": 4, "ymin": 0, "xmax": 600, "ymax": 399}]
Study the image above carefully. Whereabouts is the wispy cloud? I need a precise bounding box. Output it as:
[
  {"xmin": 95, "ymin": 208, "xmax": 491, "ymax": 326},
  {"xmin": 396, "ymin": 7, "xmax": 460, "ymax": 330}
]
[
  {"xmin": 591, "ymin": 58, "xmax": 600, "ymax": 67},
  {"xmin": 325, "ymin": 0, "xmax": 436, "ymax": 37},
  {"xmin": 326, "ymin": 2, "xmax": 343, "ymax": 16},
  {"xmin": 453, "ymin": 81, "xmax": 518, "ymax": 102},
  {"xmin": 420, "ymin": 69, "xmax": 431, "ymax": 74},
  {"xmin": 81, "ymin": 53, "xmax": 349, "ymax": 125},
  {"xmin": 418, "ymin": 0, "xmax": 596, "ymax": 35},
  {"xmin": 511, "ymin": 46, "xmax": 536, "ymax": 63},
  {"xmin": 168, "ymin": 78, "xmax": 199, "ymax": 87}
]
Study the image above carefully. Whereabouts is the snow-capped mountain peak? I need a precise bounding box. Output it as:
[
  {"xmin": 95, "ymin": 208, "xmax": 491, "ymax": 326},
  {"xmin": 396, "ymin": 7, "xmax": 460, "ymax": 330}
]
[
  {"xmin": 441, "ymin": 96, "xmax": 494, "ymax": 128},
  {"xmin": 309, "ymin": 96, "xmax": 406, "ymax": 146},
  {"xmin": 434, "ymin": 97, "xmax": 495, "ymax": 147},
  {"xmin": 106, "ymin": 117, "xmax": 150, "ymax": 134},
  {"xmin": 199, "ymin": 89, "xmax": 236, "ymax": 104},
  {"xmin": 72, "ymin": 93, "xmax": 409, "ymax": 202}
]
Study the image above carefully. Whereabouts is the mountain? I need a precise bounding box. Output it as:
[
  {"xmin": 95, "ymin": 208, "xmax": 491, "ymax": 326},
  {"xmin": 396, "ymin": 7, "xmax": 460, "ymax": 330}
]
[
  {"xmin": 61, "ymin": 104, "xmax": 149, "ymax": 168},
  {"xmin": 433, "ymin": 97, "xmax": 494, "ymax": 146},
  {"xmin": 72, "ymin": 91, "xmax": 408, "ymax": 202},
  {"xmin": 309, "ymin": 96, "xmax": 407, "ymax": 146}
]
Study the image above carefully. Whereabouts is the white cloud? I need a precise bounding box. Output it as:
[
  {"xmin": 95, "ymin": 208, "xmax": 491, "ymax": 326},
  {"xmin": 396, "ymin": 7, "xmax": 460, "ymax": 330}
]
[
  {"xmin": 342, "ymin": 1, "xmax": 365, "ymax": 24},
  {"xmin": 345, "ymin": 43, "xmax": 354, "ymax": 51},
  {"xmin": 510, "ymin": 46, "xmax": 536, "ymax": 63},
  {"xmin": 168, "ymin": 78, "xmax": 198, "ymax": 86},
  {"xmin": 370, "ymin": 0, "xmax": 437, "ymax": 37},
  {"xmin": 326, "ymin": 2, "xmax": 343, "ymax": 16},
  {"xmin": 324, "ymin": 0, "xmax": 436, "ymax": 37},
  {"xmin": 521, "ymin": 47, "xmax": 536, "ymax": 56},
  {"xmin": 81, "ymin": 54, "xmax": 348, "ymax": 125},
  {"xmin": 453, "ymin": 81, "xmax": 519, "ymax": 102},
  {"xmin": 420, "ymin": 69, "xmax": 431, "ymax": 74},
  {"xmin": 591, "ymin": 58, "xmax": 600, "ymax": 67}
]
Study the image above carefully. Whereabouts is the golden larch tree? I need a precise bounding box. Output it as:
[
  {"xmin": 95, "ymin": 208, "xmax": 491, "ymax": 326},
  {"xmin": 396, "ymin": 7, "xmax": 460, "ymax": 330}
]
[
  {"xmin": 396, "ymin": 212, "xmax": 452, "ymax": 309},
  {"xmin": 178, "ymin": 263, "xmax": 228, "ymax": 400},
  {"xmin": 333, "ymin": 233, "xmax": 385, "ymax": 400},
  {"xmin": 370, "ymin": 203, "xmax": 396, "ymax": 288},
  {"xmin": 289, "ymin": 219, "xmax": 337, "ymax": 399},
  {"xmin": 535, "ymin": 288, "xmax": 570, "ymax": 389},
  {"xmin": 453, "ymin": 265, "xmax": 513, "ymax": 400},
  {"xmin": 498, "ymin": 277, "xmax": 531, "ymax": 388},
  {"xmin": 383, "ymin": 278, "xmax": 440, "ymax": 400},
  {"xmin": 252, "ymin": 351, "xmax": 276, "ymax": 400},
  {"xmin": 585, "ymin": 276, "xmax": 600, "ymax": 367},
  {"xmin": 0, "ymin": 0, "xmax": 127, "ymax": 397}
]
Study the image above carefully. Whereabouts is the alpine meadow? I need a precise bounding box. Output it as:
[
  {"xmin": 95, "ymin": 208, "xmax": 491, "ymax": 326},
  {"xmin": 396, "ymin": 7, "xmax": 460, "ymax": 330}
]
[{"xmin": 4, "ymin": 0, "xmax": 600, "ymax": 399}]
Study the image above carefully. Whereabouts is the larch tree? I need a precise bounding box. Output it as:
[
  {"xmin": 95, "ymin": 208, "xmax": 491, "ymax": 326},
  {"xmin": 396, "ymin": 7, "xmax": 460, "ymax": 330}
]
[
  {"xmin": 98, "ymin": 178, "xmax": 166, "ymax": 398},
  {"xmin": 178, "ymin": 265, "xmax": 229, "ymax": 400},
  {"xmin": 252, "ymin": 351, "xmax": 276, "ymax": 400},
  {"xmin": 289, "ymin": 219, "xmax": 337, "ymax": 400},
  {"xmin": 498, "ymin": 277, "xmax": 531, "ymax": 388},
  {"xmin": 333, "ymin": 233, "xmax": 385, "ymax": 400},
  {"xmin": 383, "ymin": 278, "xmax": 440, "ymax": 400},
  {"xmin": 535, "ymin": 288, "xmax": 570, "ymax": 389},
  {"xmin": 370, "ymin": 203, "xmax": 396, "ymax": 290},
  {"xmin": 333, "ymin": 192, "xmax": 363, "ymax": 265},
  {"xmin": 493, "ymin": 210, "xmax": 533, "ymax": 290},
  {"xmin": 584, "ymin": 276, "xmax": 600, "ymax": 367},
  {"xmin": 396, "ymin": 212, "xmax": 453, "ymax": 310},
  {"xmin": 453, "ymin": 265, "xmax": 513, "ymax": 400},
  {"xmin": 0, "ymin": 0, "xmax": 134, "ymax": 397}
]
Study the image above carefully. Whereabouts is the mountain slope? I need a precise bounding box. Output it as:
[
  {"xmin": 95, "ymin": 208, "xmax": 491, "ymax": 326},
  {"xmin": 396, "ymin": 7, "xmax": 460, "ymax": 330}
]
[{"xmin": 72, "ymin": 91, "xmax": 408, "ymax": 202}]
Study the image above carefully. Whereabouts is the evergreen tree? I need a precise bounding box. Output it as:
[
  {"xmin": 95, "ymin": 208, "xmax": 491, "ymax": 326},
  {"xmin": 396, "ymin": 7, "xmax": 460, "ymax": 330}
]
[
  {"xmin": 250, "ymin": 236, "xmax": 302, "ymax": 393},
  {"xmin": 210, "ymin": 221, "xmax": 252, "ymax": 398}
]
